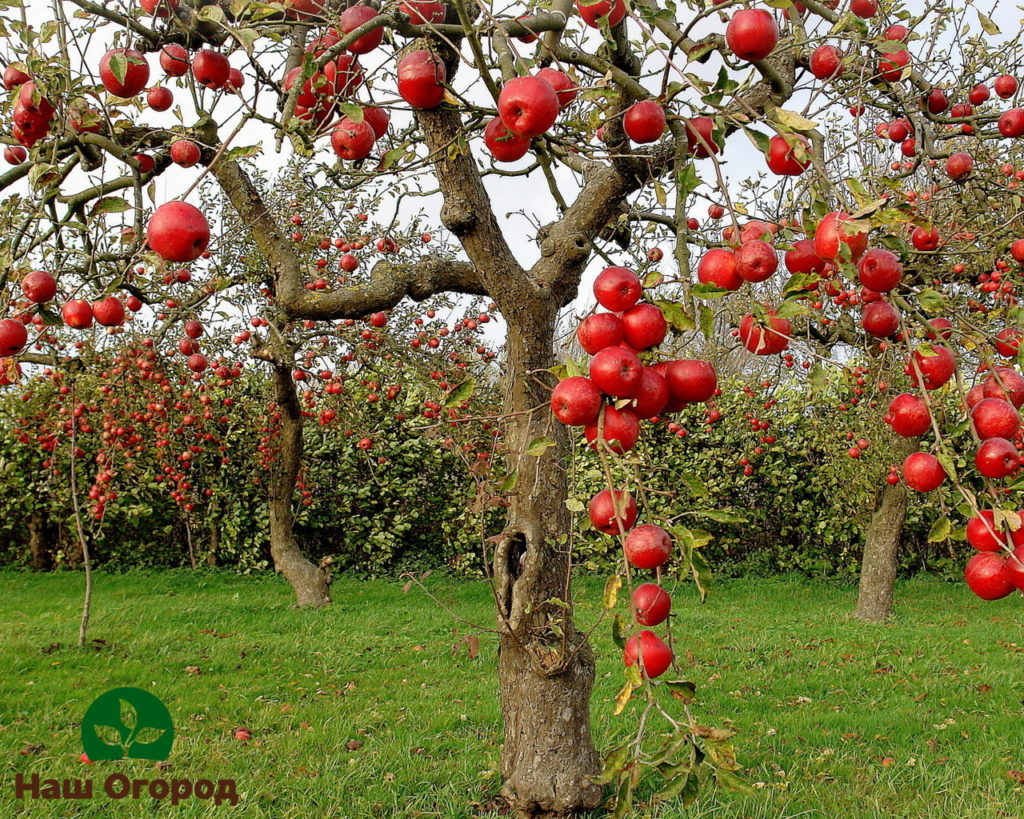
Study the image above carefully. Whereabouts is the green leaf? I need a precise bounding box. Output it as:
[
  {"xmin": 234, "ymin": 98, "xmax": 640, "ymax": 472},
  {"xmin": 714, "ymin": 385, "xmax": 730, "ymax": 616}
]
[
  {"xmin": 783, "ymin": 273, "xmax": 820, "ymax": 296},
  {"xmin": 611, "ymin": 614, "xmax": 626, "ymax": 649},
  {"xmin": 90, "ymin": 197, "xmax": 131, "ymax": 216},
  {"xmin": 936, "ymin": 451, "xmax": 957, "ymax": 482},
  {"xmin": 526, "ymin": 436, "xmax": 555, "ymax": 456},
  {"xmin": 927, "ymin": 515, "xmax": 950, "ymax": 543},
  {"xmin": 774, "ymin": 109, "xmax": 817, "ymax": 132},
  {"xmin": 603, "ymin": 574, "xmax": 622, "ymax": 610},
  {"xmin": 744, "ymin": 128, "xmax": 771, "ymax": 154},
  {"xmin": 692, "ymin": 283, "xmax": 729, "ymax": 299},
  {"xmin": 499, "ymin": 470, "xmax": 518, "ymax": 492},
  {"xmin": 235, "ymin": 27, "xmax": 259, "ymax": 55},
  {"xmin": 338, "ymin": 102, "xmax": 364, "ymax": 123},
  {"xmin": 656, "ymin": 299, "xmax": 695, "ymax": 333},
  {"xmin": 977, "ymin": 9, "xmax": 1000, "ymax": 35},
  {"xmin": 565, "ymin": 496, "xmax": 585, "ymax": 513},
  {"xmin": 699, "ymin": 304, "xmax": 715, "ymax": 340},
  {"xmin": 690, "ymin": 548, "xmax": 712, "ymax": 602},
  {"xmin": 695, "ymin": 509, "xmax": 747, "ymax": 524},
  {"xmin": 592, "ymin": 744, "xmax": 630, "ymax": 785},
  {"xmin": 444, "ymin": 378, "xmax": 475, "ymax": 407},
  {"xmin": 680, "ymin": 472, "xmax": 709, "ymax": 498},
  {"xmin": 715, "ymin": 768, "xmax": 757, "ymax": 795},
  {"xmin": 917, "ymin": 288, "xmax": 946, "ymax": 313},
  {"xmin": 223, "ymin": 144, "xmax": 262, "ymax": 161},
  {"xmin": 655, "ymin": 770, "xmax": 697, "ymax": 802},
  {"xmin": 663, "ymin": 679, "xmax": 697, "ymax": 702},
  {"xmin": 197, "ymin": 4, "xmax": 226, "ymax": 22},
  {"xmin": 108, "ymin": 51, "xmax": 128, "ymax": 85}
]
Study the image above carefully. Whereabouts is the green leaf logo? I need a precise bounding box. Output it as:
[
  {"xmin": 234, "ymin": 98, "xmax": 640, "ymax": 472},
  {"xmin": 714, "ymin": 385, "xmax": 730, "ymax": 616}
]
[{"xmin": 81, "ymin": 687, "xmax": 174, "ymax": 762}]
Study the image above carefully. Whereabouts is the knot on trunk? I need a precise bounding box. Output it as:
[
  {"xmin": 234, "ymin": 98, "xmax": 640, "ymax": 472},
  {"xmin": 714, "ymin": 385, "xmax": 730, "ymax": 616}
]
[{"xmin": 441, "ymin": 200, "xmax": 478, "ymax": 236}]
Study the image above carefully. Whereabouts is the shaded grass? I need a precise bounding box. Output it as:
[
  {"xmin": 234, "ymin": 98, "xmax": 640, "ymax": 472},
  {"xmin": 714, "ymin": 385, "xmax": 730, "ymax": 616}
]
[{"xmin": 0, "ymin": 570, "xmax": 1022, "ymax": 817}]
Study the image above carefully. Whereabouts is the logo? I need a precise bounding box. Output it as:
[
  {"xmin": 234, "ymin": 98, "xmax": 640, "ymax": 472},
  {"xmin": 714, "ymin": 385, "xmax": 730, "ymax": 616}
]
[{"xmin": 80, "ymin": 687, "xmax": 174, "ymax": 762}]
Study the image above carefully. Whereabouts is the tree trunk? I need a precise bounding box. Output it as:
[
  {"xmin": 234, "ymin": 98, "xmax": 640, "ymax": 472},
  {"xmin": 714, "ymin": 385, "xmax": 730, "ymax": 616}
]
[
  {"xmin": 206, "ymin": 522, "xmax": 220, "ymax": 567},
  {"xmin": 853, "ymin": 457, "xmax": 910, "ymax": 622},
  {"xmin": 28, "ymin": 511, "xmax": 50, "ymax": 571},
  {"xmin": 494, "ymin": 311, "xmax": 602, "ymax": 817},
  {"xmin": 268, "ymin": 360, "xmax": 331, "ymax": 608}
]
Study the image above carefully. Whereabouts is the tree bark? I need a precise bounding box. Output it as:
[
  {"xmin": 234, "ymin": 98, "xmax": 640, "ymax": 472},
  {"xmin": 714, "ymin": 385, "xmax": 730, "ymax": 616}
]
[
  {"xmin": 28, "ymin": 511, "xmax": 51, "ymax": 571},
  {"xmin": 268, "ymin": 358, "xmax": 331, "ymax": 608},
  {"xmin": 853, "ymin": 458, "xmax": 910, "ymax": 622},
  {"xmin": 494, "ymin": 311, "xmax": 602, "ymax": 817}
]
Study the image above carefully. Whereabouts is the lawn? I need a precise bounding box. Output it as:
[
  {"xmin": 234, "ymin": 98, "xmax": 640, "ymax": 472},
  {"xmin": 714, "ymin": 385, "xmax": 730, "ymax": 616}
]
[{"xmin": 1, "ymin": 569, "xmax": 1022, "ymax": 818}]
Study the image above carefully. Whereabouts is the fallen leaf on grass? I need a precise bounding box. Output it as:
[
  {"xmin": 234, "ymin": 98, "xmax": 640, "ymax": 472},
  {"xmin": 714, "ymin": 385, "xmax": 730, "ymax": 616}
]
[
  {"xmin": 19, "ymin": 744, "xmax": 45, "ymax": 755},
  {"xmin": 879, "ymin": 757, "xmax": 895, "ymax": 767},
  {"xmin": 184, "ymin": 666, "xmax": 200, "ymax": 675},
  {"xmin": 1007, "ymin": 770, "xmax": 1024, "ymax": 783},
  {"xmin": 346, "ymin": 740, "xmax": 363, "ymax": 751}
]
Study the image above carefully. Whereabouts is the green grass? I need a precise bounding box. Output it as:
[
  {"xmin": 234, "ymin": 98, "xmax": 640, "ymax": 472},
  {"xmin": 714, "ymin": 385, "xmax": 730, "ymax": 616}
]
[{"xmin": 1, "ymin": 570, "xmax": 1022, "ymax": 818}]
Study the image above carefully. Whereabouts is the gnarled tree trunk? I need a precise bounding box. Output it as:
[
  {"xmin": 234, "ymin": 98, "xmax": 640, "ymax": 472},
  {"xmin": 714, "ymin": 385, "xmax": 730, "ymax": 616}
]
[
  {"xmin": 28, "ymin": 510, "xmax": 51, "ymax": 571},
  {"xmin": 268, "ymin": 359, "xmax": 331, "ymax": 608},
  {"xmin": 853, "ymin": 438, "xmax": 914, "ymax": 622},
  {"xmin": 494, "ymin": 312, "xmax": 602, "ymax": 817}
]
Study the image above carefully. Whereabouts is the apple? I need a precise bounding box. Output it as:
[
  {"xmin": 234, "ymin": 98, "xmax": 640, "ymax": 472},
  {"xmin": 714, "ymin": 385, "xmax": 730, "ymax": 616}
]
[
  {"xmin": 587, "ymin": 488, "xmax": 637, "ymax": 535},
  {"xmin": 331, "ymin": 117, "xmax": 376, "ymax": 160},
  {"xmin": 630, "ymin": 368, "xmax": 669, "ymax": 419},
  {"xmin": 0, "ymin": 319, "xmax": 27, "ymax": 355},
  {"xmin": 550, "ymin": 376, "xmax": 603, "ymax": 425},
  {"xmin": 926, "ymin": 317, "xmax": 953, "ymax": 340},
  {"xmin": 159, "ymin": 44, "xmax": 190, "ymax": 77},
  {"xmin": 739, "ymin": 309, "xmax": 790, "ymax": 355},
  {"xmin": 362, "ymin": 107, "xmax": 389, "ymax": 138},
  {"xmin": 589, "ymin": 347, "xmax": 643, "ymax": 397},
  {"xmin": 192, "ymin": 50, "xmax": 231, "ymax": 89},
  {"xmin": 226, "ymin": 68, "xmax": 244, "ymax": 93},
  {"xmin": 972, "ymin": 398, "xmax": 1020, "ymax": 440},
  {"xmin": 621, "ymin": 303, "xmax": 667, "ymax": 349},
  {"xmin": 885, "ymin": 393, "xmax": 931, "ymax": 437},
  {"xmin": 584, "ymin": 405, "xmax": 640, "ymax": 453},
  {"xmin": 498, "ymin": 76, "xmax": 559, "ymax": 138},
  {"xmin": 536, "ymin": 68, "xmax": 577, "ymax": 108},
  {"xmin": 99, "ymin": 49, "xmax": 150, "ymax": 98},
  {"xmin": 964, "ymin": 552, "xmax": 1015, "ymax": 600},
  {"xmin": 623, "ymin": 101, "xmax": 666, "ymax": 144},
  {"xmin": 861, "ymin": 300, "xmax": 900, "ymax": 338},
  {"xmin": 814, "ymin": 211, "xmax": 868, "ymax": 262},
  {"xmin": 623, "ymin": 630, "xmax": 673, "ymax": 678},
  {"xmin": 982, "ymin": 368, "xmax": 1024, "ymax": 407},
  {"xmin": 3, "ymin": 65, "xmax": 30, "ymax": 89},
  {"xmin": 911, "ymin": 226, "xmax": 940, "ymax": 251},
  {"xmin": 684, "ymin": 116, "xmax": 718, "ymax": 158},
  {"xmin": 92, "ymin": 297, "xmax": 125, "ymax": 327},
  {"xmin": 4, "ymin": 146, "xmax": 27, "ymax": 164},
  {"xmin": 398, "ymin": 0, "xmax": 446, "ymax": 24},
  {"xmin": 975, "ymin": 437, "xmax": 1020, "ymax": 479},
  {"xmin": 397, "ymin": 50, "xmax": 446, "ymax": 109},
  {"xmin": 995, "ymin": 74, "xmax": 1018, "ymax": 99},
  {"xmin": 631, "ymin": 584, "xmax": 671, "ymax": 626},
  {"xmin": 662, "ymin": 359, "xmax": 716, "ymax": 407},
  {"xmin": 945, "ymin": 152, "xmax": 973, "ymax": 181},
  {"xmin": 887, "ymin": 119, "xmax": 911, "ymax": 142},
  {"xmin": 170, "ymin": 139, "xmax": 201, "ymax": 167},
  {"xmin": 62, "ymin": 299, "xmax": 94, "ymax": 329},
  {"xmin": 725, "ymin": 9, "xmax": 778, "ymax": 62},
  {"xmin": 902, "ymin": 452, "xmax": 946, "ymax": 491},
  {"xmin": 1005, "ymin": 546, "xmax": 1024, "ymax": 590},
  {"xmin": 884, "ymin": 24, "xmax": 909, "ymax": 40},
  {"xmin": 998, "ymin": 109, "xmax": 1024, "ymax": 138},
  {"xmin": 697, "ymin": 247, "xmax": 741, "ymax": 291},
  {"xmin": 623, "ymin": 524, "xmax": 672, "ymax": 569},
  {"xmin": 21, "ymin": 270, "xmax": 56, "ymax": 303},
  {"xmin": 907, "ymin": 345, "xmax": 955, "ymax": 390},
  {"xmin": 593, "ymin": 266, "xmax": 641, "ymax": 311},
  {"xmin": 809, "ymin": 45, "xmax": 843, "ymax": 79},
  {"xmin": 184, "ymin": 319, "xmax": 204, "ymax": 338},
  {"xmin": 766, "ymin": 134, "xmax": 810, "ymax": 176},
  {"xmin": 339, "ymin": 5, "xmax": 384, "ymax": 53},
  {"xmin": 147, "ymin": 86, "xmax": 173, "ymax": 111},
  {"xmin": 785, "ymin": 239, "xmax": 826, "ymax": 275},
  {"xmin": 133, "ymin": 153, "xmax": 155, "ymax": 174},
  {"xmin": 966, "ymin": 510, "xmax": 1024, "ymax": 552},
  {"xmin": 994, "ymin": 328, "xmax": 1023, "ymax": 358},
  {"xmin": 924, "ymin": 88, "xmax": 948, "ymax": 114},
  {"xmin": 483, "ymin": 117, "xmax": 531, "ymax": 162},
  {"xmin": 969, "ymin": 83, "xmax": 990, "ymax": 104},
  {"xmin": 577, "ymin": 313, "xmax": 624, "ymax": 354},
  {"xmin": 576, "ymin": 0, "xmax": 626, "ymax": 28},
  {"xmin": 147, "ymin": 201, "xmax": 211, "ymax": 263},
  {"xmin": 857, "ymin": 248, "xmax": 902, "ymax": 291},
  {"xmin": 851, "ymin": 0, "xmax": 877, "ymax": 17},
  {"xmin": 187, "ymin": 353, "xmax": 208, "ymax": 372},
  {"xmin": 734, "ymin": 239, "xmax": 778, "ymax": 282},
  {"xmin": 878, "ymin": 49, "xmax": 911, "ymax": 82}
]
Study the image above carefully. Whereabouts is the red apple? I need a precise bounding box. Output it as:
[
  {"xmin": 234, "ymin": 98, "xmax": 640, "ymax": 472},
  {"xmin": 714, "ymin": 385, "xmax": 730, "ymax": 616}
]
[
  {"xmin": 630, "ymin": 367, "xmax": 668, "ymax": 419},
  {"xmin": 631, "ymin": 584, "xmax": 671, "ymax": 626},
  {"xmin": 623, "ymin": 101, "xmax": 666, "ymax": 144},
  {"xmin": 994, "ymin": 328, "xmax": 1023, "ymax": 358},
  {"xmin": 584, "ymin": 405, "xmax": 640, "ymax": 453},
  {"xmin": 362, "ymin": 107, "xmax": 389, "ymax": 139},
  {"xmin": 856, "ymin": 248, "xmax": 902, "ymax": 291},
  {"xmin": 861, "ymin": 300, "xmax": 900, "ymax": 338},
  {"xmin": 684, "ymin": 117, "xmax": 719, "ymax": 158},
  {"xmin": 498, "ymin": 76, "xmax": 559, "ymax": 138},
  {"xmin": 982, "ymin": 367, "xmax": 1024, "ymax": 407},
  {"xmin": 398, "ymin": 0, "xmax": 446, "ymax": 24},
  {"xmin": 536, "ymin": 68, "xmax": 577, "ymax": 108},
  {"xmin": 809, "ymin": 45, "xmax": 843, "ymax": 79},
  {"xmin": 972, "ymin": 398, "xmax": 1021, "ymax": 440},
  {"xmin": 550, "ymin": 376, "xmax": 603, "ymax": 425},
  {"xmin": 483, "ymin": 116, "xmax": 530, "ymax": 162},
  {"xmin": 99, "ymin": 49, "xmax": 150, "ymax": 98},
  {"xmin": 624, "ymin": 524, "xmax": 672, "ymax": 569},
  {"xmin": 697, "ymin": 247, "xmax": 741, "ymax": 291},
  {"xmin": 975, "ymin": 437, "xmax": 1020, "ymax": 479},
  {"xmin": 995, "ymin": 74, "xmax": 1018, "ymax": 99},
  {"xmin": 815, "ymin": 211, "xmax": 868, "ymax": 262},
  {"xmin": 964, "ymin": 552, "xmax": 1015, "ymax": 600},
  {"xmin": 902, "ymin": 452, "xmax": 946, "ymax": 491},
  {"xmin": 21, "ymin": 270, "xmax": 56, "ymax": 303},
  {"xmin": 588, "ymin": 488, "xmax": 637, "ymax": 534},
  {"xmin": 576, "ymin": 0, "xmax": 626, "ymax": 28},
  {"xmin": 766, "ymin": 134, "xmax": 810, "ymax": 176},
  {"xmin": 4, "ymin": 146, "xmax": 27, "ymax": 164},
  {"xmin": 397, "ymin": 50, "xmax": 446, "ymax": 109},
  {"xmin": 147, "ymin": 86, "xmax": 173, "ymax": 111},
  {"xmin": 589, "ymin": 347, "xmax": 643, "ymax": 397},
  {"xmin": 662, "ymin": 359, "xmax": 716, "ymax": 407},
  {"xmin": 623, "ymin": 630, "xmax": 673, "ymax": 678},
  {"xmin": 851, "ymin": 0, "xmax": 877, "ymax": 17},
  {"xmin": 577, "ymin": 312, "xmax": 624, "ymax": 354},
  {"xmin": 906, "ymin": 345, "xmax": 955, "ymax": 390},
  {"xmin": 885, "ymin": 393, "xmax": 931, "ymax": 437},
  {"xmin": 339, "ymin": 5, "xmax": 384, "ymax": 54},
  {"xmin": 0, "ymin": 319, "xmax": 27, "ymax": 355},
  {"xmin": 147, "ymin": 201, "xmax": 211, "ymax": 263},
  {"xmin": 998, "ymin": 108, "xmax": 1024, "ymax": 138},
  {"xmin": 593, "ymin": 266, "xmax": 641, "ymax": 311},
  {"xmin": 331, "ymin": 117, "xmax": 376, "ymax": 160},
  {"xmin": 170, "ymin": 139, "xmax": 201, "ymax": 167},
  {"xmin": 191, "ymin": 50, "xmax": 230, "ymax": 89},
  {"xmin": 734, "ymin": 239, "xmax": 778, "ymax": 282},
  {"xmin": 945, "ymin": 152, "xmax": 973, "ymax": 181},
  {"xmin": 739, "ymin": 309, "xmax": 790, "ymax": 355},
  {"xmin": 92, "ymin": 297, "xmax": 125, "ymax": 327},
  {"xmin": 878, "ymin": 49, "xmax": 911, "ymax": 82},
  {"xmin": 621, "ymin": 303, "xmax": 667, "ymax": 350},
  {"xmin": 725, "ymin": 9, "xmax": 778, "ymax": 62},
  {"xmin": 911, "ymin": 226, "xmax": 940, "ymax": 251},
  {"xmin": 159, "ymin": 44, "xmax": 190, "ymax": 77},
  {"xmin": 785, "ymin": 239, "xmax": 826, "ymax": 275},
  {"xmin": 62, "ymin": 299, "xmax": 94, "ymax": 329}
]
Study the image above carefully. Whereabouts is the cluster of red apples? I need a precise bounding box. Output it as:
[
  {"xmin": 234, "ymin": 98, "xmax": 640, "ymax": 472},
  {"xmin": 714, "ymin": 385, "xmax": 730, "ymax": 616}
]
[{"xmin": 550, "ymin": 266, "xmax": 719, "ymax": 678}]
